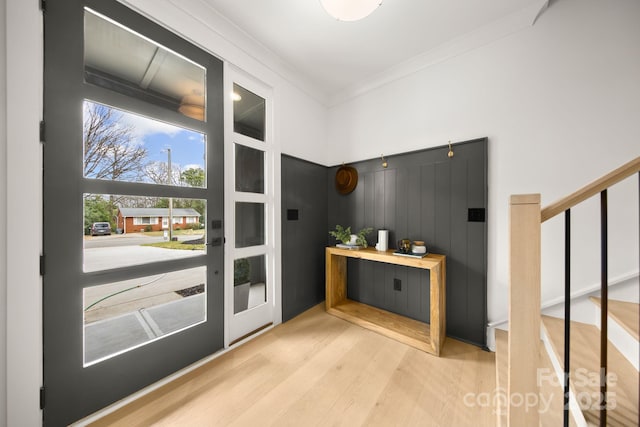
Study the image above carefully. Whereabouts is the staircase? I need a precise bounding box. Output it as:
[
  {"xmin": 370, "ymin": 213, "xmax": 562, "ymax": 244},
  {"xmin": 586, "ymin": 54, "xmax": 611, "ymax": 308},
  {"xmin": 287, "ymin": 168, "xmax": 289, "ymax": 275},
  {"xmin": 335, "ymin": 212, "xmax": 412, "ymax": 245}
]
[
  {"xmin": 495, "ymin": 297, "xmax": 639, "ymax": 426},
  {"xmin": 505, "ymin": 156, "xmax": 640, "ymax": 426}
]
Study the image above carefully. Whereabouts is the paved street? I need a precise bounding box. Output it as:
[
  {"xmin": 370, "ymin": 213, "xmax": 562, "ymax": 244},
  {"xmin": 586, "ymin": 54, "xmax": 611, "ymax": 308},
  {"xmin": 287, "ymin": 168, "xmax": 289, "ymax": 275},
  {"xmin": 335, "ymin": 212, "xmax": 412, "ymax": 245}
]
[
  {"xmin": 83, "ymin": 232, "xmax": 206, "ymax": 272},
  {"xmin": 84, "ymin": 231, "xmax": 205, "ymax": 249}
]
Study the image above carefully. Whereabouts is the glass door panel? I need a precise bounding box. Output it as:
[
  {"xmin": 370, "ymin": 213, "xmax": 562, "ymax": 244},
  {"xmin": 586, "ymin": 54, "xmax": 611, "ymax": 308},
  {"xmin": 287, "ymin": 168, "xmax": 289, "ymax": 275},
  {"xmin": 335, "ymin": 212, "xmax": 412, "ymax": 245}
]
[
  {"xmin": 83, "ymin": 194, "xmax": 206, "ymax": 272},
  {"xmin": 83, "ymin": 101, "xmax": 207, "ymax": 186},
  {"xmin": 83, "ymin": 266, "xmax": 206, "ymax": 365},
  {"xmin": 232, "ymin": 83, "xmax": 265, "ymax": 140},
  {"xmin": 235, "ymin": 202, "xmax": 265, "ymax": 248},
  {"xmin": 233, "ymin": 255, "xmax": 266, "ymax": 314},
  {"xmin": 234, "ymin": 143, "xmax": 264, "ymax": 193},
  {"xmin": 84, "ymin": 9, "xmax": 206, "ymax": 122}
]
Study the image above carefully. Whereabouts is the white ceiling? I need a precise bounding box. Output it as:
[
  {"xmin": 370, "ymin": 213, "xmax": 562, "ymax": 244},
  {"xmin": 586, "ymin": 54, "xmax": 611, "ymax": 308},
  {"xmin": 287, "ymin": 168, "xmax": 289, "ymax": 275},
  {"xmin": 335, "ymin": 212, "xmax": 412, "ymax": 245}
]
[{"xmin": 200, "ymin": 0, "xmax": 546, "ymax": 101}]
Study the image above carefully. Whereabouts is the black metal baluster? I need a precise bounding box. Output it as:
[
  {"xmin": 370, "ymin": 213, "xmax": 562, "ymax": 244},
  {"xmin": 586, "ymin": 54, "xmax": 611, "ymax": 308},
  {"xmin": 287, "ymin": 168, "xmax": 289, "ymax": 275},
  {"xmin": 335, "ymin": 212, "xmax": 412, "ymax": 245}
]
[
  {"xmin": 599, "ymin": 190, "xmax": 608, "ymax": 426},
  {"xmin": 564, "ymin": 209, "xmax": 571, "ymax": 427}
]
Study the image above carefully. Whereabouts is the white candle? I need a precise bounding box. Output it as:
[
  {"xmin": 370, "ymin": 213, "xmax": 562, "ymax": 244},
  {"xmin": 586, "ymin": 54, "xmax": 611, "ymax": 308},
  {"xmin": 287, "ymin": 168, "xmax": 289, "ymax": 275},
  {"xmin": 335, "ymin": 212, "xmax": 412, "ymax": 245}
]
[{"xmin": 377, "ymin": 229, "xmax": 388, "ymax": 251}]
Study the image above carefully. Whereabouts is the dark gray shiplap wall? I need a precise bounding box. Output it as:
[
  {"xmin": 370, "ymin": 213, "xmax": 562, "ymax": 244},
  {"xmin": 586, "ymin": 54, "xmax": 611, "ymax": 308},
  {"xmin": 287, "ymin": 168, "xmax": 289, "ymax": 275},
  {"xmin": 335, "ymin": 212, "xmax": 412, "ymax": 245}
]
[
  {"xmin": 327, "ymin": 138, "xmax": 487, "ymax": 347},
  {"xmin": 281, "ymin": 155, "xmax": 328, "ymax": 321}
]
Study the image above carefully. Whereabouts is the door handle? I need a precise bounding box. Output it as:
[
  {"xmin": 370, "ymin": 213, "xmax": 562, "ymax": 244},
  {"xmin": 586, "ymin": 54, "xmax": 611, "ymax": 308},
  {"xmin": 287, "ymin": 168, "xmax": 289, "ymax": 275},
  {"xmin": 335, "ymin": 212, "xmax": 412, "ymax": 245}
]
[{"xmin": 206, "ymin": 237, "xmax": 223, "ymax": 246}]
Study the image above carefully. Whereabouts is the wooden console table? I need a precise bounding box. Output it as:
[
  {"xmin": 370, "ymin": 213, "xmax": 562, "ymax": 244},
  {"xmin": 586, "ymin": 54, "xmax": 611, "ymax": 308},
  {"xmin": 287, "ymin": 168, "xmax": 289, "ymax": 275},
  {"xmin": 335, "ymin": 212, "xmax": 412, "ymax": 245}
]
[{"xmin": 325, "ymin": 247, "xmax": 446, "ymax": 356}]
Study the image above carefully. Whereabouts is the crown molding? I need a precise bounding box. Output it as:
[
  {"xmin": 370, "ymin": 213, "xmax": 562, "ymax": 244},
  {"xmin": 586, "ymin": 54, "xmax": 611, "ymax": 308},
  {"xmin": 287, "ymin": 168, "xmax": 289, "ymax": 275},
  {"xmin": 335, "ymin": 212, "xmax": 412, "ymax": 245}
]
[
  {"xmin": 121, "ymin": 0, "xmax": 549, "ymax": 109},
  {"xmin": 327, "ymin": 0, "xmax": 550, "ymax": 107}
]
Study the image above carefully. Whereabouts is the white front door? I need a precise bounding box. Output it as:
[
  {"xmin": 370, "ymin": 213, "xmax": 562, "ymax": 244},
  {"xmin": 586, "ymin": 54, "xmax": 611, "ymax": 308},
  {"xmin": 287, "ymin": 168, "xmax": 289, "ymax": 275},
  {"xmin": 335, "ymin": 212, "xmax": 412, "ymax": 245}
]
[{"xmin": 225, "ymin": 67, "xmax": 278, "ymax": 343}]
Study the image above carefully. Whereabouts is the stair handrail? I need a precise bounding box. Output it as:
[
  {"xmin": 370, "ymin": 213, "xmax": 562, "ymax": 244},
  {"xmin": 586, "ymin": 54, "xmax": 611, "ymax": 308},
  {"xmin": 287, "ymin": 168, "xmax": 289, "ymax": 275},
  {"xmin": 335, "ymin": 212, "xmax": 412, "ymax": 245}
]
[
  {"xmin": 541, "ymin": 156, "xmax": 640, "ymax": 222},
  {"xmin": 507, "ymin": 155, "xmax": 640, "ymax": 427}
]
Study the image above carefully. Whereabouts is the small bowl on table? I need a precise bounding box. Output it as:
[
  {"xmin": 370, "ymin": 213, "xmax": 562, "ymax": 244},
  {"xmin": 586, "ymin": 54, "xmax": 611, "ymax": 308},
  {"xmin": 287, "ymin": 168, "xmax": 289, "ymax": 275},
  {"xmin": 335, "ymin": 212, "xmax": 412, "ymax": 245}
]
[{"xmin": 412, "ymin": 241, "xmax": 426, "ymax": 254}]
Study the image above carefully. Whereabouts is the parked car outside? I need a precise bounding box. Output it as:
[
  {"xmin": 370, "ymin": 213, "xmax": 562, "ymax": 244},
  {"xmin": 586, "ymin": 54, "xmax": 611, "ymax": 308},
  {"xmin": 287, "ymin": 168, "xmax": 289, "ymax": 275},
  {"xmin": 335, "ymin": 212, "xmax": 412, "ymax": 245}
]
[{"xmin": 91, "ymin": 222, "xmax": 112, "ymax": 236}]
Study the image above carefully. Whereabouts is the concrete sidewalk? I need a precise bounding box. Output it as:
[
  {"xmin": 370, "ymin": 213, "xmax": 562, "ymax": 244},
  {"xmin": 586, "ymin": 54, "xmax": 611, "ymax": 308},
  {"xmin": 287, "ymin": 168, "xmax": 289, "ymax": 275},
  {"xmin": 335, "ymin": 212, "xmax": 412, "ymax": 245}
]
[
  {"xmin": 84, "ymin": 293, "xmax": 205, "ymax": 365},
  {"xmin": 83, "ymin": 282, "xmax": 266, "ymax": 365}
]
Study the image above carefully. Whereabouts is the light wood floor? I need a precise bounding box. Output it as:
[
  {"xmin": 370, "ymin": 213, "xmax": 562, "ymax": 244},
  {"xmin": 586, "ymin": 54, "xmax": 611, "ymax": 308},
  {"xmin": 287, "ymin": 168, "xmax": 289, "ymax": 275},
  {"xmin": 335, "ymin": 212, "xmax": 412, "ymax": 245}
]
[
  {"xmin": 495, "ymin": 329, "xmax": 577, "ymax": 427},
  {"xmin": 89, "ymin": 304, "xmax": 497, "ymax": 427}
]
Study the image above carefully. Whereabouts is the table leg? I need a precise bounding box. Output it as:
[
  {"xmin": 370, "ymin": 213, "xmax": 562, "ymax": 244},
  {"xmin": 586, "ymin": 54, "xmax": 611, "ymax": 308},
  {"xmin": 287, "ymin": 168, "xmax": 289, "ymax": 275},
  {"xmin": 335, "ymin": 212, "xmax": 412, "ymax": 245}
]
[{"xmin": 326, "ymin": 250, "xmax": 347, "ymax": 310}]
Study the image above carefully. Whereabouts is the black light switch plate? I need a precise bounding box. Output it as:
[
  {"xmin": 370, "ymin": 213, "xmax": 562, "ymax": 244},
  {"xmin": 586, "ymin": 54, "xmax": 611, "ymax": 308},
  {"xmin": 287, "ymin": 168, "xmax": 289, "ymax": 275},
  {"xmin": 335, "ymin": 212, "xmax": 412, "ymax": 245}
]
[
  {"xmin": 287, "ymin": 209, "xmax": 299, "ymax": 221},
  {"xmin": 468, "ymin": 208, "xmax": 486, "ymax": 222}
]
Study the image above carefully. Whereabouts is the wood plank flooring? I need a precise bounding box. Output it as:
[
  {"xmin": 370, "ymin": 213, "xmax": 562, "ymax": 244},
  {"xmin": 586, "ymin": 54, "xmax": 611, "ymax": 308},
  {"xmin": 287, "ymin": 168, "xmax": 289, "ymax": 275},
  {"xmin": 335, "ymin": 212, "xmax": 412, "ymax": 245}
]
[
  {"xmin": 495, "ymin": 328, "xmax": 577, "ymax": 427},
  {"xmin": 88, "ymin": 304, "xmax": 497, "ymax": 427}
]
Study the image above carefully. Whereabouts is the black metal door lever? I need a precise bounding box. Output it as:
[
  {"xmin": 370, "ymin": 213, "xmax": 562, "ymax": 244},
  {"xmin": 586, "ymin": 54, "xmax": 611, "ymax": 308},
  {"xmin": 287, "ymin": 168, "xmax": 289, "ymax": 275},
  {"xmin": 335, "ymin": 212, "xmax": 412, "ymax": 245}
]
[{"xmin": 206, "ymin": 237, "xmax": 223, "ymax": 246}]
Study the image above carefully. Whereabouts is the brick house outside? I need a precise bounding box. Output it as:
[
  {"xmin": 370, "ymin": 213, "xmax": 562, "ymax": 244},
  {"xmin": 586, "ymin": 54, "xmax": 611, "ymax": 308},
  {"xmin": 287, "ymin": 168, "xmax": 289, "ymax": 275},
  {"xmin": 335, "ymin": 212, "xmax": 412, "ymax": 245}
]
[{"xmin": 117, "ymin": 207, "xmax": 201, "ymax": 234}]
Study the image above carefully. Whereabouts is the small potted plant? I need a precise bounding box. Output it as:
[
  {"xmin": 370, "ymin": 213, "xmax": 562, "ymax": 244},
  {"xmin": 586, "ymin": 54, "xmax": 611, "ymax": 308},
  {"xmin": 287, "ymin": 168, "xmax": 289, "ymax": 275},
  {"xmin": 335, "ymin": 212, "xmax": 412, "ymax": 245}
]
[
  {"xmin": 329, "ymin": 225, "xmax": 373, "ymax": 248},
  {"xmin": 234, "ymin": 258, "xmax": 251, "ymax": 313}
]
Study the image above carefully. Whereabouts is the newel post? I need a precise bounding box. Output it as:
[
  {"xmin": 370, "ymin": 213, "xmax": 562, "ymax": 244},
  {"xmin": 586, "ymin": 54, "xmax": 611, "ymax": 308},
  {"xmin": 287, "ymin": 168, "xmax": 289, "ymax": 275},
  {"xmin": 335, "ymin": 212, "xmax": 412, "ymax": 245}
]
[{"xmin": 508, "ymin": 194, "xmax": 541, "ymax": 426}]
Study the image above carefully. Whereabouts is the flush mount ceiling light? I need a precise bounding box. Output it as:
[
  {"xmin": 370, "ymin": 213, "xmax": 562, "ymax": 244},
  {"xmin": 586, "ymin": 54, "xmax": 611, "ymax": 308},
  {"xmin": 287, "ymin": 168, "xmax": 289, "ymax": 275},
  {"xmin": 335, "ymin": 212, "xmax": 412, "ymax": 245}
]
[{"xmin": 320, "ymin": 0, "xmax": 382, "ymax": 22}]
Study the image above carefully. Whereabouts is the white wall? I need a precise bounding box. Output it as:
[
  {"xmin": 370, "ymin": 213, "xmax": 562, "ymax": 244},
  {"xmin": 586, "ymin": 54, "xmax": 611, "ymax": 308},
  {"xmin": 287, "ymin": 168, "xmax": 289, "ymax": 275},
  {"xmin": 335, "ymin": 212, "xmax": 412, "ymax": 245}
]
[
  {"xmin": 4, "ymin": 0, "xmax": 43, "ymax": 425},
  {"xmin": 326, "ymin": 0, "xmax": 640, "ymax": 327},
  {"xmin": 0, "ymin": 0, "xmax": 8, "ymax": 424}
]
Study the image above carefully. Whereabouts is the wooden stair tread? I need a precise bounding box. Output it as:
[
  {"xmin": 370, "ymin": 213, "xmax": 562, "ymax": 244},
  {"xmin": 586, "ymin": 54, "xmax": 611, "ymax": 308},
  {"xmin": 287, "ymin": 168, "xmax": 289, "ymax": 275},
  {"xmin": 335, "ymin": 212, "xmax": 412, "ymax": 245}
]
[
  {"xmin": 495, "ymin": 329, "xmax": 575, "ymax": 427},
  {"xmin": 542, "ymin": 315, "xmax": 639, "ymax": 427},
  {"xmin": 590, "ymin": 297, "xmax": 639, "ymax": 341}
]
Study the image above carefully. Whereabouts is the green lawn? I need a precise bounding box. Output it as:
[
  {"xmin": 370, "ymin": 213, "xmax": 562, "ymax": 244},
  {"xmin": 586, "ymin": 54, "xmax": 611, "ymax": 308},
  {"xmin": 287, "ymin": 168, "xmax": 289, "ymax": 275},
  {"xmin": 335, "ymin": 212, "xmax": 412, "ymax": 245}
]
[
  {"xmin": 142, "ymin": 229, "xmax": 204, "ymax": 237},
  {"xmin": 142, "ymin": 241, "xmax": 205, "ymax": 251}
]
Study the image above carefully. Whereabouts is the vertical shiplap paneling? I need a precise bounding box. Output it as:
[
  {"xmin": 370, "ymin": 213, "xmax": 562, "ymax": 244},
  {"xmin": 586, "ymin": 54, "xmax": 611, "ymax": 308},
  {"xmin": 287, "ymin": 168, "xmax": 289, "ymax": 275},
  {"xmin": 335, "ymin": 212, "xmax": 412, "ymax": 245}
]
[
  {"xmin": 404, "ymin": 267, "xmax": 423, "ymax": 320},
  {"xmin": 373, "ymin": 170, "xmax": 385, "ymax": 229},
  {"xmin": 281, "ymin": 155, "xmax": 328, "ymax": 321},
  {"xmin": 363, "ymin": 171, "xmax": 376, "ymax": 230},
  {"xmin": 384, "ymin": 168, "xmax": 397, "ymax": 232},
  {"xmin": 449, "ymin": 159, "xmax": 469, "ymax": 335},
  {"xmin": 434, "ymin": 161, "xmax": 452, "ymax": 255},
  {"xmin": 394, "ymin": 165, "xmax": 409, "ymax": 248},
  {"xmin": 419, "ymin": 163, "xmax": 436, "ymax": 248},
  {"xmin": 327, "ymin": 138, "xmax": 487, "ymax": 346},
  {"xmin": 467, "ymin": 145, "xmax": 488, "ymax": 343}
]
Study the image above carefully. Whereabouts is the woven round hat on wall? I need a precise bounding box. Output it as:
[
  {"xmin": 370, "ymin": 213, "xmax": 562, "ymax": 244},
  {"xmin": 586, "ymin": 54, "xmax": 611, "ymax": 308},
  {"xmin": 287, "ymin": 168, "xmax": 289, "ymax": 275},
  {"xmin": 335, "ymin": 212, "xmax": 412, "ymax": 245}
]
[{"xmin": 335, "ymin": 165, "xmax": 358, "ymax": 195}]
